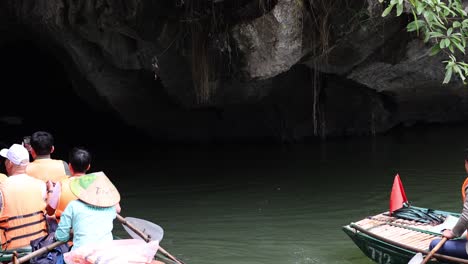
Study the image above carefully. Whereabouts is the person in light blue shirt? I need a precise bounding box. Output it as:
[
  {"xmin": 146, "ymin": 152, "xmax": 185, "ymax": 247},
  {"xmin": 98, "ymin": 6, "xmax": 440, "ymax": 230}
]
[
  {"xmin": 54, "ymin": 172, "xmax": 121, "ymax": 251},
  {"xmin": 55, "ymin": 200, "xmax": 117, "ymax": 250}
]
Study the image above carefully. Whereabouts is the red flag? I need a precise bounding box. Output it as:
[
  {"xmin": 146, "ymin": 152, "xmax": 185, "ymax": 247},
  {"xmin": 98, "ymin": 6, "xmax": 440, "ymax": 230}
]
[{"xmin": 389, "ymin": 174, "xmax": 408, "ymax": 215}]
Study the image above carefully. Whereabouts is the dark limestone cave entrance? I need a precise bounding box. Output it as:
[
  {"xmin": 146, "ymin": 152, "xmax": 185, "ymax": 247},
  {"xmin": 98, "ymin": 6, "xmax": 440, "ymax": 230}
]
[{"xmin": 0, "ymin": 31, "xmax": 140, "ymax": 159}]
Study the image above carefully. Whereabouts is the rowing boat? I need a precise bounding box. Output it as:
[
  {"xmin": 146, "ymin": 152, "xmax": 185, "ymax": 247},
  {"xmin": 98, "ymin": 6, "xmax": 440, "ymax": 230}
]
[
  {"xmin": 342, "ymin": 205, "xmax": 468, "ymax": 264},
  {"xmin": 342, "ymin": 174, "xmax": 468, "ymax": 264},
  {"xmin": 0, "ymin": 247, "xmax": 31, "ymax": 262}
]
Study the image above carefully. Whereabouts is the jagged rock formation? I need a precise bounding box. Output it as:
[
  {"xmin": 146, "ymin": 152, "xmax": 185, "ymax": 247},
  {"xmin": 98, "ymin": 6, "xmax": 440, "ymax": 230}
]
[{"xmin": 2, "ymin": 0, "xmax": 468, "ymax": 142}]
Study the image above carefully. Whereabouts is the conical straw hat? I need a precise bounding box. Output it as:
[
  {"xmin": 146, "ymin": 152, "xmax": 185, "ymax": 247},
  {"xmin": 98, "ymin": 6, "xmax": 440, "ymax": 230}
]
[{"xmin": 69, "ymin": 171, "xmax": 120, "ymax": 207}]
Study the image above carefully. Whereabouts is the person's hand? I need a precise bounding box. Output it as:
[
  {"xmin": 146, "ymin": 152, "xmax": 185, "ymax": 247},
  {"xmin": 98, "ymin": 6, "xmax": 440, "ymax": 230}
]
[
  {"xmin": 46, "ymin": 180, "xmax": 53, "ymax": 192},
  {"xmin": 23, "ymin": 144, "xmax": 32, "ymax": 153},
  {"xmin": 442, "ymin": 229, "xmax": 455, "ymax": 239}
]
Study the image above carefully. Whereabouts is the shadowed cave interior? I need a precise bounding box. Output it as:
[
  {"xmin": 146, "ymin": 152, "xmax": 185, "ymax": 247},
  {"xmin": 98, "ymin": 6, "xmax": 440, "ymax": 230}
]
[{"xmin": 0, "ymin": 35, "xmax": 142, "ymax": 154}]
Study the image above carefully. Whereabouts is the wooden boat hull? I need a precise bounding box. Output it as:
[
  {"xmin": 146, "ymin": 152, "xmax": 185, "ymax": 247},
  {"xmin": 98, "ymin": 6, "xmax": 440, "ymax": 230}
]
[
  {"xmin": 0, "ymin": 248, "xmax": 31, "ymax": 263},
  {"xmin": 343, "ymin": 206, "xmax": 468, "ymax": 264},
  {"xmin": 343, "ymin": 225, "xmax": 440, "ymax": 264}
]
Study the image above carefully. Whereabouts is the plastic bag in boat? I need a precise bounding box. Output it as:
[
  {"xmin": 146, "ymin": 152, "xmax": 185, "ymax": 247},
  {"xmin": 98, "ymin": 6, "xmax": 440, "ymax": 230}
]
[{"xmin": 63, "ymin": 239, "xmax": 159, "ymax": 264}]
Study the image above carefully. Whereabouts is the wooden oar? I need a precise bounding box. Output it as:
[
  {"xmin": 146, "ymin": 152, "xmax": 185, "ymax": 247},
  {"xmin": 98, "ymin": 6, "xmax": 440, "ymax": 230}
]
[
  {"xmin": 116, "ymin": 214, "xmax": 185, "ymax": 264},
  {"xmin": 7, "ymin": 241, "xmax": 66, "ymax": 264},
  {"xmin": 421, "ymin": 237, "xmax": 448, "ymax": 264},
  {"xmin": 408, "ymin": 237, "xmax": 447, "ymax": 264}
]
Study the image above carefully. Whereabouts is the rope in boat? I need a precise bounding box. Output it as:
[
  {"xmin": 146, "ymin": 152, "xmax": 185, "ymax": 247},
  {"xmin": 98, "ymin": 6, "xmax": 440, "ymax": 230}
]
[{"xmin": 392, "ymin": 204, "xmax": 445, "ymax": 225}]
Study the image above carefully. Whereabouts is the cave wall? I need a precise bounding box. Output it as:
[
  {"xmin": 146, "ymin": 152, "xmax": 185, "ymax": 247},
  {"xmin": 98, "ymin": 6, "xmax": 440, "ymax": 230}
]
[{"xmin": 2, "ymin": 0, "xmax": 468, "ymax": 142}]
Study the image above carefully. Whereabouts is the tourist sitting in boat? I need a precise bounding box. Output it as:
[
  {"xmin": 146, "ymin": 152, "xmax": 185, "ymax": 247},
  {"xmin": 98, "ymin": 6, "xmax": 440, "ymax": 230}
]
[
  {"xmin": 54, "ymin": 172, "xmax": 120, "ymax": 251},
  {"xmin": 46, "ymin": 147, "xmax": 92, "ymax": 222},
  {"xmin": 429, "ymin": 151, "xmax": 468, "ymax": 259},
  {"xmin": 26, "ymin": 131, "xmax": 70, "ymax": 182},
  {"xmin": 47, "ymin": 147, "xmax": 121, "ymax": 223},
  {"xmin": 0, "ymin": 144, "xmax": 48, "ymax": 250}
]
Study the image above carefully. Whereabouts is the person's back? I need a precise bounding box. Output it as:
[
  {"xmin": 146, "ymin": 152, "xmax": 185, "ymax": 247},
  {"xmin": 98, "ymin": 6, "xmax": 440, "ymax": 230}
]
[
  {"xmin": 55, "ymin": 172, "xmax": 120, "ymax": 251},
  {"xmin": 26, "ymin": 131, "xmax": 70, "ymax": 182},
  {"xmin": 47, "ymin": 147, "xmax": 91, "ymax": 220},
  {"xmin": 57, "ymin": 200, "xmax": 116, "ymax": 249},
  {"xmin": 0, "ymin": 144, "xmax": 47, "ymax": 250},
  {"xmin": 0, "ymin": 175, "xmax": 48, "ymax": 249}
]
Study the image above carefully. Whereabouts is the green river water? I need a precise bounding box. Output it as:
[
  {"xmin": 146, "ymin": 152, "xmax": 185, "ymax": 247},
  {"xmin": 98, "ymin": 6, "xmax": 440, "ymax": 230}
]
[{"xmin": 82, "ymin": 123, "xmax": 468, "ymax": 264}]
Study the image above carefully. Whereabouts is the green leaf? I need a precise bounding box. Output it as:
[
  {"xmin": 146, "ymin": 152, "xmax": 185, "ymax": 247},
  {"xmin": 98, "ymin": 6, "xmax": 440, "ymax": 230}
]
[
  {"xmin": 430, "ymin": 44, "xmax": 442, "ymax": 55},
  {"xmin": 446, "ymin": 60, "xmax": 455, "ymax": 69},
  {"xmin": 424, "ymin": 32, "xmax": 431, "ymax": 42},
  {"xmin": 454, "ymin": 64, "xmax": 467, "ymax": 81},
  {"xmin": 463, "ymin": 65, "xmax": 468, "ymax": 76},
  {"xmin": 397, "ymin": 3, "xmax": 404, "ymax": 16},
  {"xmin": 417, "ymin": 4, "xmax": 425, "ymax": 15},
  {"xmin": 440, "ymin": 5, "xmax": 456, "ymax": 16},
  {"xmin": 445, "ymin": 38, "xmax": 451, "ymax": 47},
  {"xmin": 397, "ymin": 4, "xmax": 403, "ymax": 16},
  {"xmin": 451, "ymin": 34, "xmax": 462, "ymax": 42},
  {"xmin": 407, "ymin": 20, "xmax": 426, "ymax": 31},
  {"xmin": 453, "ymin": 21, "xmax": 461, "ymax": 28},
  {"xmin": 449, "ymin": 43, "xmax": 455, "ymax": 52},
  {"xmin": 452, "ymin": 39, "xmax": 466, "ymax": 53},
  {"xmin": 382, "ymin": 4, "xmax": 396, "ymax": 17},
  {"xmin": 429, "ymin": 31, "xmax": 445, "ymax": 38},
  {"xmin": 440, "ymin": 39, "xmax": 446, "ymax": 48},
  {"xmin": 447, "ymin": 27, "xmax": 453, "ymax": 36},
  {"xmin": 443, "ymin": 66, "xmax": 453, "ymax": 84}
]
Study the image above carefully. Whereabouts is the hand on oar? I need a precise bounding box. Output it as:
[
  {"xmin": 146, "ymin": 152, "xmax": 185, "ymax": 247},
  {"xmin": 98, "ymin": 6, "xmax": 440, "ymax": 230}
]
[
  {"xmin": 408, "ymin": 237, "xmax": 448, "ymax": 264},
  {"xmin": 7, "ymin": 241, "xmax": 66, "ymax": 264},
  {"xmin": 116, "ymin": 214, "xmax": 185, "ymax": 264}
]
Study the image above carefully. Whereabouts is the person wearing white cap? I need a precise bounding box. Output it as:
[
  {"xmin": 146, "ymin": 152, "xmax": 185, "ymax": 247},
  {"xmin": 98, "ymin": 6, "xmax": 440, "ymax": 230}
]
[{"xmin": 0, "ymin": 144, "xmax": 48, "ymax": 250}]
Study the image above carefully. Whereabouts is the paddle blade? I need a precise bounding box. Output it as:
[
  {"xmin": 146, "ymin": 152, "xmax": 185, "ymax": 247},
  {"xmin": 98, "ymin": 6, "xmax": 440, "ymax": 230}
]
[
  {"xmin": 390, "ymin": 174, "xmax": 408, "ymax": 215},
  {"xmin": 122, "ymin": 217, "xmax": 164, "ymax": 242},
  {"xmin": 408, "ymin": 253, "xmax": 423, "ymax": 264}
]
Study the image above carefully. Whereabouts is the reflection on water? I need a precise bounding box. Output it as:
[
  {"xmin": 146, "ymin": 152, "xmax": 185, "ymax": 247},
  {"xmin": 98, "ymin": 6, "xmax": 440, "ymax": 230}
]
[{"xmin": 10, "ymin": 123, "xmax": 468, "ymax": 264}]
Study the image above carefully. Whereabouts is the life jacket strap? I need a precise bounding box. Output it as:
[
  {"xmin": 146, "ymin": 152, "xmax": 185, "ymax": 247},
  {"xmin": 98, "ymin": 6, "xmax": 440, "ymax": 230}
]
[
  {"xmin": 0, "ymin": 218, "xmax": 46, "ymax": 232},
  {"xmin": 0, "ymin": 211, "xmax": 44, "ymax": 223},
  {"xmin": 1, "ymin": 228, "xmax": 47, "ymax": 249}
]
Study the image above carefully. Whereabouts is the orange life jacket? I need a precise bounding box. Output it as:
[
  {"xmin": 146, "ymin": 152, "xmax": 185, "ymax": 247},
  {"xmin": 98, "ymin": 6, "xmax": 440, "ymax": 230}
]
[
  {"xmin": 26, "ymin": 159, "xmax": 69, "ymax": 182},
  {"xmin": 0, "ymin": 174, "xmax": 47, "ymax": 250},
  {"xmin": 462, "ymin": 177, "xmax": 468, "ymax": 202},
  {"xmin": 55, "ymin": 178, "xmax": 78, "ymax": 219}
]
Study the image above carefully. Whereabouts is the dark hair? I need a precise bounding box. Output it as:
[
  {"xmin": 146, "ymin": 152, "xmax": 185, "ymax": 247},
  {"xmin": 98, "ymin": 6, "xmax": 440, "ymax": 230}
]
[
  {"xmin": 30, "ymin": 131, "xmax": 54, "ymax": 155},
  {"xmin": 69, "ymin": 147, "xmax": 91, "ymax": 173}
]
